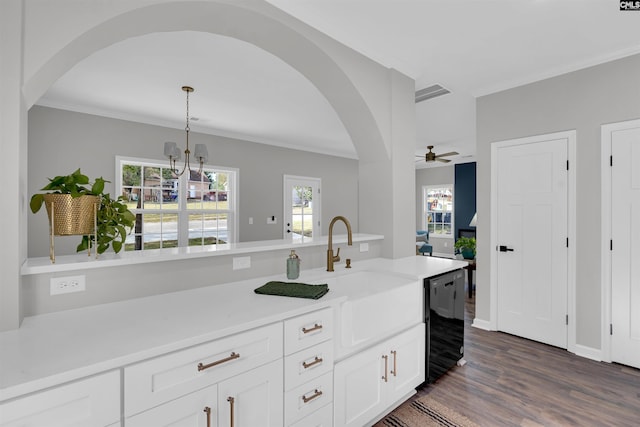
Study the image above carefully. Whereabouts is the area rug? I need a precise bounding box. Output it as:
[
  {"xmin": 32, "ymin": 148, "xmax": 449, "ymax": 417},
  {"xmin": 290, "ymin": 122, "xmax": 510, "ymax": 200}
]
[{"xmin": 373, "ymin": 394, "xmax": 479, "ymax": 427}]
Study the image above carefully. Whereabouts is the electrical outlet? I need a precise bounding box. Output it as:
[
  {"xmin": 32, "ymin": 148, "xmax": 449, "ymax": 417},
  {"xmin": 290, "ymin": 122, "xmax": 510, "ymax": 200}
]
[
  {"xmin": 249, "ymin": 217, "xmax": 253, "ymax": 225},
  {"xmin": 444, "ymin": 241, "xmax": 448, "ymax": 248},
  {"xmin": 233, "ymin": 256, "xmax": 251, "ymax": 270},
  {"xmin": 50, "ymin": 275, "xmax": 86, "ymax": 295},
  {"xmin": 359, "ymin": 242, "xmax": 369, "ymax": 252}
]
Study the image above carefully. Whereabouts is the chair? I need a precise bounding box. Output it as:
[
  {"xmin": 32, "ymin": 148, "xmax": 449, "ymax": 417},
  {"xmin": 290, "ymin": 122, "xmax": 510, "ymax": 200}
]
[{"xmin": 416, "ymin": 230, "xmax": 433, "ymax": 256}]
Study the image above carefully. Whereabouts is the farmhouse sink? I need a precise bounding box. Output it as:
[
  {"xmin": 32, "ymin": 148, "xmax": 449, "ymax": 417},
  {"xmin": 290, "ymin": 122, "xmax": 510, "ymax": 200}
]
[{"xmin": 329, "ymin": 270, "xmax": 422, "ymax": 361}]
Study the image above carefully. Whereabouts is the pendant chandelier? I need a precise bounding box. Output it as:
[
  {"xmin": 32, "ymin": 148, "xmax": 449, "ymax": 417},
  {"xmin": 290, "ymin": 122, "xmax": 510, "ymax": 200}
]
[{"xmin": 163, "ymin": 86, "xmax": 208, "ymax": 176}]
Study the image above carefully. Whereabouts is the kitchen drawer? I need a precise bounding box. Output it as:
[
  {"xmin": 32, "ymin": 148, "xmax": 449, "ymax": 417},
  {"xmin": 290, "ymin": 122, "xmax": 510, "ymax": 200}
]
[
  {"xmin": 0, "ymin": 371, "xmax": 120, "ymax": 427},
  {"xmin": 284, "ymin": 371, "xmax": 333, "ymax": 426},
  {"xmin": 284, "ymin": 307, "xmax": 332, "ymax": 355},
  {"xmin": 289, "ymin": 402, "xmax": 333, "ymax": 427},
  {"xmin": 284, "ymin": 340, "xmax": 334, "ymax": 391},
  {"xmin": 124, "ymin": 322, "xmax": 282, "ymax": 417}
]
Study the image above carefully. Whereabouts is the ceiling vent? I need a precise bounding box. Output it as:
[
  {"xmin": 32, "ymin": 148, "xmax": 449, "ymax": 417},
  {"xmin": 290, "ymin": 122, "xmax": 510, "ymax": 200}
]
[{"xmin": 415, "ymin": 84, "xmax": 450, "ymax": 103}]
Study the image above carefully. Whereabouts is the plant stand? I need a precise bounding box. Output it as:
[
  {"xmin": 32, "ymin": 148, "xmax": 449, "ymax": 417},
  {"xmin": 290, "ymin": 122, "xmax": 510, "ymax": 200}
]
[{"xmin": 44, "ymin": 194, "xmax": 99, "ymax": 263}]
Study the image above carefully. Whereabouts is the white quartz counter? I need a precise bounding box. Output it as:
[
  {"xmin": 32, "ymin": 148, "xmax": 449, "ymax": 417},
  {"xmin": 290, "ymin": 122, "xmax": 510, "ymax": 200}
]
[{"xmin": 0, "ymin": 255, "xmax": 464, "ymax": 401}]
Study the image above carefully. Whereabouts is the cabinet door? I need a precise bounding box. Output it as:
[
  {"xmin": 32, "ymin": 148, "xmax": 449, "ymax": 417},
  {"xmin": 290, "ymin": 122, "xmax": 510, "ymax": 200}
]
[
  {"xmin": 333, "ymin": 343, "xmax": 385, "ymax": 427},
  {"xmin": 217, "ymin": 359, "xmax": 283, "ymax": 427},
  {"xmin": 0, "ymin": 371, "xmax": 119, "ymax": 427},
  {"xmin": 126, "ymin": 384, "xmax": 217, "ymax": 427},
  {"xmin": 386, "ymin": 323, "xmax": 425, "ymax": 401}
]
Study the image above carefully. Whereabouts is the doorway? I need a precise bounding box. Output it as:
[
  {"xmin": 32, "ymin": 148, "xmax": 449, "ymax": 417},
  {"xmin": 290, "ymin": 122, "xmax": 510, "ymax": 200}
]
[
  {"xmin": 283, "ymin": 175, "xmax": 321, "ymax": 240},
  {"xmin": 490, "ymin": 130, "xmax": 576, "ymax": 351},
  {"xmin": 601, "ymin": 118, "xmax": 640, "ymax": 369}
]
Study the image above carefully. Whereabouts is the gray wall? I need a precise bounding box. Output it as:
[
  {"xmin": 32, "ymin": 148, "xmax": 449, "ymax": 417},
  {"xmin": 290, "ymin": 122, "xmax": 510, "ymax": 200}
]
[
  {"xmin": 23, "ymin": 105, "xmax": 368, "ymax": 316},
  {"xmin": 28, "ymin": 106, "xmax": 359, "ymax": 257},
  {"xmin": 476, "ymin": 53, "xmax": 640, "ymax": 350},
  {"xmin": 415, "ymin": 165, "xmax": 455, "ymax": 257}
]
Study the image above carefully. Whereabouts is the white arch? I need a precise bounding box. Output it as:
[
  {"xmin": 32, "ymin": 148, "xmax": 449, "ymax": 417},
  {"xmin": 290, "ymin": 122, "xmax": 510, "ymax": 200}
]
[{"xmin": 23, "ymin": 0, "xmax": 388, "ymax": 162}]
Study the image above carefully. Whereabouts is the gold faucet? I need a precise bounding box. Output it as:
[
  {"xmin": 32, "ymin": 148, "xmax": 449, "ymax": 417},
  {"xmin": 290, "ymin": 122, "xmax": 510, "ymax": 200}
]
[{"xmin": 327, "ymin": 215, "xmax": 353, "ymax": 271}]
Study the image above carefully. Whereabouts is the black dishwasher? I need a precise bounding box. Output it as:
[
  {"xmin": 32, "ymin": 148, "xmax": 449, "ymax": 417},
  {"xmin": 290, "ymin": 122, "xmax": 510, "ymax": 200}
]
[{"xmin": 423, "ymin": 268, "xmax": 465, "ymax": 384}]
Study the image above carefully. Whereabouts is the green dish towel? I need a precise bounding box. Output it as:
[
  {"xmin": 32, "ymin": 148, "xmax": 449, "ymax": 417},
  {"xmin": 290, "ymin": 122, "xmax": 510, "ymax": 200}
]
[{"xmin": 254, "ymin": 281, "xmax": 329, "ymax": 300}]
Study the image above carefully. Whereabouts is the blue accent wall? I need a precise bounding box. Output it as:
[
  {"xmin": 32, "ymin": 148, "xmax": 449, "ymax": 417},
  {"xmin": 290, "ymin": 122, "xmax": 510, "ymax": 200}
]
[{"xmin": 454, "ymin": 162, "xmax": 476, "ymax": 241}]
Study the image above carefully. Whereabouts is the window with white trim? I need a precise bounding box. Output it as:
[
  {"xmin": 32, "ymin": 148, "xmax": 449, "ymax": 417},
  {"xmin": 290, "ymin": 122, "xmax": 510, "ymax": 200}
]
[
  {"xmin": 117, "ymin": 157, "xmax": 237, "ymax": 251},
  {"xmin": 423, "ymin": 185, "xmax": 454, "ymax": 237}
]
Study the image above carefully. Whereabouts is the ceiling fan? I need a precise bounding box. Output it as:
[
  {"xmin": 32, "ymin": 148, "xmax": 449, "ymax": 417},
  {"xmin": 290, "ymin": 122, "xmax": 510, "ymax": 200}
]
[{"xmin": 416, "ymin": 145, "xmax": 459, "ymax": 163}]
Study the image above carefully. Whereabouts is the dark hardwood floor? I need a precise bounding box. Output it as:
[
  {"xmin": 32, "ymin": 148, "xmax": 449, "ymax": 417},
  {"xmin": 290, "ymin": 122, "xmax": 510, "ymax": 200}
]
[{"xmin": 417, "ymin": 292, "xmax": 640, "ymax": 426}]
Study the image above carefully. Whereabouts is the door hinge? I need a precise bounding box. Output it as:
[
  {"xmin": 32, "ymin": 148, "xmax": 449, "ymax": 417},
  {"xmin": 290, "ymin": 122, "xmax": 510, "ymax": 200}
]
[
  {"xmin": 610, "ymin": 155, "xmax": 613, "ymax": 167},
  {"xmin": 566, "ymin": 160, "xmax": 569, "ymax": 170},
  {"xmin": 566, "ymin": 237, "xmax": 569, "ymax": 248},
  {"xmin": 610, "ymin": 323, "xmax": 613, "ymax": 335},
  {"xmin": 317, "ymin": 188, "xmax": 321, "ymax": 194},
  {"xmin": 565, "ymin": 315, "xmax": 569, "ymax": 326},
  {"xmin": 610, "ymin": 239, "xmax": 613, "ymax": 251}
]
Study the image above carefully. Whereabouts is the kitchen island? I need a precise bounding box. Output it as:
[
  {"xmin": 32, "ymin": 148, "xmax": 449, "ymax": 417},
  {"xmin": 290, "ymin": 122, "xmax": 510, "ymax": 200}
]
[{"xmin": 0, "ymin": 256, "xmax": 465, "ymax": 426}]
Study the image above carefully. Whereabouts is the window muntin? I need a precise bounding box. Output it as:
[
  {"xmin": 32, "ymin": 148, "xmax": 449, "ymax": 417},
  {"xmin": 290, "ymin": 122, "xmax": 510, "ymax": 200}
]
[
  {"xmin": 423, "ymin": 186, "xmax": 453, "ymax": 237},
  {"xmin": 118, "ymin": 157, "xmax": 236, "ymax": 251}
]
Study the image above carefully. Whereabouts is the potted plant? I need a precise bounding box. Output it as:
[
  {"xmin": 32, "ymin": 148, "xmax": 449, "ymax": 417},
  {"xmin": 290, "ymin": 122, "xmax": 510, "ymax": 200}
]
[
  {"xmin": 30, "ymin": 169, "xmax": 135, "ymax": 260},
  {"xmin": 454, "ymin": 236, "xmax": 476, "ymax": 260}
]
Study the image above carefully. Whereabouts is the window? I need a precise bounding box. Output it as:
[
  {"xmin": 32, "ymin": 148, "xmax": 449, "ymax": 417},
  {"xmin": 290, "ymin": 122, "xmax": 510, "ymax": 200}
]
[
  {"xmin": 423, "ymin": 185, "xmax": 453, "ymax": 237},
  {"xmin": 117, "ymin": 157, "xmax": 237, "ymax": 251}
]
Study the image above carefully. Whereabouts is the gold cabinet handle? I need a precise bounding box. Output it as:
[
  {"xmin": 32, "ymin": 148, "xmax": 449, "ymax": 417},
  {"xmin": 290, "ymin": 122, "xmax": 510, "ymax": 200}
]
[
  {"xmin": 302, "ymin": 356, "xmax": 323, "ymax": 369},
  {"xmin": 302, "ymin": 389, "xmax": 323, "ymax": 404},
  {"xmin": 391, "ymin": 350, "xmax": 397, "ymax": 377},
  {"xmin": 302, "ymin": 323, "xmax": 322, "ymax": 334},
  {"xmin": 197, "ymin": 352, "xmax": 240, "ymax": 371},
  {"xmin": 203, "ymin": 406, "xmax": 212, "ymax": 427},
  {"xmin": 382, "ymin": 355, "xmax": 388, "ymax": 382},
  {"xmin": 227, "ymin": 396, "xmax": 235, "ymax": 427}
]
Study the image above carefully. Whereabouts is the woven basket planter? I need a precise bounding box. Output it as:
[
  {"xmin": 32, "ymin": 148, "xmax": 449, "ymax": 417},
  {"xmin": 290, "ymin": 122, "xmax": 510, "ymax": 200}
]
[{"xmin": 43, "ymin": 194, "xmax": 99, "ymax": 236}]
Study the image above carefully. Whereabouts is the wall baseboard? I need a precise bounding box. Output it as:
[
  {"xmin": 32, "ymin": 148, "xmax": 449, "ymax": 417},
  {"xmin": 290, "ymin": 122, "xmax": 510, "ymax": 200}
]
[
  {"xmin": 471, "ymin": 318, "xmax": 493, "ymax": 331},
  {"xmin": 573, "ymin": 344, "xmax": 602, "ymax": 362}
]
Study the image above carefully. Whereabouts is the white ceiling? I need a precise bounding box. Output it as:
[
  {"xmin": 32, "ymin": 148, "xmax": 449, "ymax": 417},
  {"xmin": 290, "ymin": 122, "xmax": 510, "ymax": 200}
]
[{"xmin": 37, "ymin": 0, "xmax": 640, "ymax": 167}]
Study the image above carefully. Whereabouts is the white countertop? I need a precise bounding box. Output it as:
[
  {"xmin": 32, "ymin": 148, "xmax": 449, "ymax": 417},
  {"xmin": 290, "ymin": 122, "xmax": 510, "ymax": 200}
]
[
  {"xmin": 1, "ymin": 255, "xmax": 464, "ymax": 401},
  {"xmin": 21, "ymin": 233, "xmax": 383, "ymax": 275}
]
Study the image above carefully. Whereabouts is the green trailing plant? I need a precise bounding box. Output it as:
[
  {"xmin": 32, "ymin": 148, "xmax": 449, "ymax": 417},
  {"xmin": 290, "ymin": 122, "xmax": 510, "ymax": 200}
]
[
  {"xmin": 454, "ymin": 236, "xmax": 476, "ymax": 258},
  {"xmin": 30, "ymin": 169, "xmax": 135, "ymax": 254}
]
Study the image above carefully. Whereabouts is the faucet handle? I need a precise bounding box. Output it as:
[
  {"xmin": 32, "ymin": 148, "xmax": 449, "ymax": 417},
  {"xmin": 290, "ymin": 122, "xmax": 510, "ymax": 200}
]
[{"xmin": 333, "ymin": 247, "xmax": 341, "ymax": 262}]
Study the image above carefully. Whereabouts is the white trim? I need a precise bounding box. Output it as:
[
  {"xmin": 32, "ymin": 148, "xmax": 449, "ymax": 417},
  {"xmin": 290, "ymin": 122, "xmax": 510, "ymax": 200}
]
[
  {"xmin": 471, "ymin": 318, "xmax": 493, "ymax": 331},
  {"xmin": 573, "ymin": 344, "xmax": 603, "ymax": 363},
  {"xmin": 600, "ymin": 118, "xmax": 640, "ymax": 363},
  {"xmin": 489, "ymin": 130, "xmax": 577, "ymax": 351}
]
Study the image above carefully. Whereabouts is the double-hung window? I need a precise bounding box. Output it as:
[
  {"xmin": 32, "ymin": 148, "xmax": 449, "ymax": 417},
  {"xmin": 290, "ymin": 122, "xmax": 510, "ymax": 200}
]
[
  {"xmin": 117, "ymin": 157, "xmax": 237, "ymax": 251},
  {"xmin": 423, "ymin": 185, "xmax": 453, "ymax": 237}
]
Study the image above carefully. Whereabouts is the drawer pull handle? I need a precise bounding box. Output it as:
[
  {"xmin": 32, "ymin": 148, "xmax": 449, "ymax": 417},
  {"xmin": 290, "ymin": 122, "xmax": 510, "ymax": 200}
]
[
  {"xmin": 228, "ymin": 396, "xmax": 235, "ymax": 427},
  {"xmin": 197, "ymin": 352, "xmax": 240, "ymax": 371},
  {"xmin": 302, "ymin": 323, "xmax": 323, "ymax": 334},
  {"xmin": 391, "ymin": 350, "xmax": 397, "ymax": 377},
  {"xmin": 382, "ymin": 354, "xmax": 388, "ymax": 382},
  {"xmin": 302, "ymin": 356, "xmax": 323, "ymax": 369},
  {"xmin": 302, "ymin": 389, "xmax": 323, "ymax": 403},
  {"xmin": 203, "ymin": 406, "xmax": 212, "ymax": 427}
]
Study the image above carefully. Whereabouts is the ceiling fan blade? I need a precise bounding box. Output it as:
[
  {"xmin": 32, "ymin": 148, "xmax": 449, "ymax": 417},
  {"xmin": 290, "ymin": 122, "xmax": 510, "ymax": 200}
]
[
  {"xmin": 435, "ymin": 151, "xmax": 459, "ymax": 158},
  {"xmin": 436, "ymin": 157, "xmax": 451, "ymax": 163}
]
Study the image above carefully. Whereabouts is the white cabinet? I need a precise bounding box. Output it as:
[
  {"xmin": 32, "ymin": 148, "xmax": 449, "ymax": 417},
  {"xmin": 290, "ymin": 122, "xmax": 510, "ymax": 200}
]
[
  {"xmin": 0, "ymin": 371, "xmax": 120, "ymax": 427},
  {"xmin": 124, "ymin": 323, "xmax": 282, "ymax": 417},
  {"xmin": 283, "ymin": 308, "xmax": 334, "ymax": 427},
  {"xmin": 127, "ymin": 360, "xmax": 283, "ymax": 427},
  {"xmin": 126, "ymin": 384, "xmax": 217, "ymax": 427},
  {"xmin": 218, "ymin": 360, "xmax": 283, "ymax": 427},
  {"xmin": 333, "ymin": 323, "xmax": 425, "ymax": 427}
]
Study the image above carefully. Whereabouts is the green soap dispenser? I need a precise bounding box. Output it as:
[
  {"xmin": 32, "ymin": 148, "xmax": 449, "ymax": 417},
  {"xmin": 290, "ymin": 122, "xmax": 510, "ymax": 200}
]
[{"xmin": 287, "ymin": 250, "xmax": 300, "ymax": 280}]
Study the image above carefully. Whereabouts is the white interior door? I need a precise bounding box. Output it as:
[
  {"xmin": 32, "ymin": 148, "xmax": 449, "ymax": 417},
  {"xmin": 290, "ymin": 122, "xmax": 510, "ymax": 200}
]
[
  {"xmin": 496, "ymin": 135, "xmax": 568, "ymax": 348},
  {"xmin": 284, "ymin": 175, "xmax": 321, "ymax": 240},
  {"xmin": 611, "ymin": 124, "xmax": 640, "ymax": 369}
]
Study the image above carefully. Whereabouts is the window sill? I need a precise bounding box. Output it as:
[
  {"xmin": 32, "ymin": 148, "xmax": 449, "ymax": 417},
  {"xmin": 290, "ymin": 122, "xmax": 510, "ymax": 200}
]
[{"xmin": 21, "ymin": 234, "xmax": 383, "ymax": 275}]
